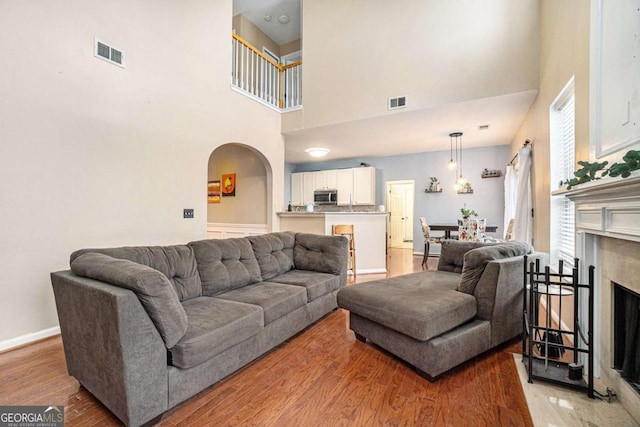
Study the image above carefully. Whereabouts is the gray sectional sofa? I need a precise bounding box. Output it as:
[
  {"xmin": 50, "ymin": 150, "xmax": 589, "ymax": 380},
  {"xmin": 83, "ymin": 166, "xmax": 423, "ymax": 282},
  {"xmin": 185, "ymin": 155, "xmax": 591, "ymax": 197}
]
[
  {"xmin": 338, "ymin": 240, "xmax": 547, "ymax": 380},
  {"xmin": 51, "ymin": 231, "xmax": 348, "ymax": 427}
]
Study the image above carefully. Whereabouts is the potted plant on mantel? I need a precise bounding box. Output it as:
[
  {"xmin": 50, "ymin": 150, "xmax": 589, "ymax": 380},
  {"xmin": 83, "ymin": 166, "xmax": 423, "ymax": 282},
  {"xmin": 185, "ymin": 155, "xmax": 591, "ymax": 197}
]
[{"xmin": 561, "ymin": 149, "xmax": 640, "ymax": 190}]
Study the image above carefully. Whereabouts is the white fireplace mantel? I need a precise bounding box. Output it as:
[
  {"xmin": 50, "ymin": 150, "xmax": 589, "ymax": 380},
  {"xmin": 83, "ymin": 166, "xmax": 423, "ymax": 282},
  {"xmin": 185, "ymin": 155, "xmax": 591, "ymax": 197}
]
[
  {"xmin": 563, "ymin": 173, "xmax": 640, "ymax": 243},
  {"xmin": 561, "ymin": 171, "xmax": 640, "ymax": 423}
]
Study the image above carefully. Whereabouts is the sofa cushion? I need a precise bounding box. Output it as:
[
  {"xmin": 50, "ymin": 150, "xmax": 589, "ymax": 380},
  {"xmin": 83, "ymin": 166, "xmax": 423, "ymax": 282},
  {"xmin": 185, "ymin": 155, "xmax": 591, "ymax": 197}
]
[
  {"xmin": 170, "ymin": 297, "xmax": 263, "ymax": 369},
  {"xmin": 293, "ymin": 233, "xmax": 348, "ymax": 275},
  {"xmin": 71, "ymin": 245, "xmax": 202, "ymax": 302},
  {"xmin": 337, "ymin": 271, "xmax": 476, "ymax": 341},
  {"xmin": 70, "ymin": 252, "xmax": 188, "ymax": 348},
  {"xmin": 248, "ymin": 232, "xmax": 295, "ymax": 280},
  {"xmin": 269, "ymin": 270, "xmax": 343, "ymax": 301},
  {"xmin": 458, "ymin": 241, "xmax": 533, "ymax": 295},
  {"xmin": 215, "ymin": 282, "xmax": 307, "ymax": 325},
  {"xmin": 437, "ymin": 240, "xmax": 491, "ymax": 273},
  {"xmin": 189, "ymin": 238, "xmax": 262, "ymax": 297}
]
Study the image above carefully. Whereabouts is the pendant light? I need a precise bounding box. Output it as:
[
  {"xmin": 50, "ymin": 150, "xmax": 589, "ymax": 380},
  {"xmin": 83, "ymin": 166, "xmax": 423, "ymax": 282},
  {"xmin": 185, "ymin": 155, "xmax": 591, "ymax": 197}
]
[
  {"xmin": 449, "ymin": 132, "xmax": 466, "ymax": 190},
  {"xmin": 448, "ymin": 133, "xmax": 457, "ymax": 170}
]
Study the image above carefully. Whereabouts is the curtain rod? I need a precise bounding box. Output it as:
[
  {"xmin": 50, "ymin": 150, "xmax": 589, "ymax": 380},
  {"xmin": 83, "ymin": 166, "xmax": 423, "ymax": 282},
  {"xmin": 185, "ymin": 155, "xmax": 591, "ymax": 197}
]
[{"xmin": 509, "ymin": 140, "xmax": 531, "ymax": 165}]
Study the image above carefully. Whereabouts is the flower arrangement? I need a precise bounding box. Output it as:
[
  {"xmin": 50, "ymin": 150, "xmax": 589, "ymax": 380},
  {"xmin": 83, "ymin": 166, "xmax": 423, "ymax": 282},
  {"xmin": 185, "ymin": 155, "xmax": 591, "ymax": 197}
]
[{"xmin": 460, "ymin": 203, "xmax": 478, "ymax": 218}]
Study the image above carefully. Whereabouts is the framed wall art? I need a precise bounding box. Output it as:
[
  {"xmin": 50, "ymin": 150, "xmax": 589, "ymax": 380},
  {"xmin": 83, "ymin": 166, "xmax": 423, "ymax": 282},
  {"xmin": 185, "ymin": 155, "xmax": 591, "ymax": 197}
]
[
  {"xmin": 222, "ymin": 173, "xmax": 236, "ymax": 197},
  {"xmin": 208, "ymin": 180, "xmax": 221, "ymax": 203}
]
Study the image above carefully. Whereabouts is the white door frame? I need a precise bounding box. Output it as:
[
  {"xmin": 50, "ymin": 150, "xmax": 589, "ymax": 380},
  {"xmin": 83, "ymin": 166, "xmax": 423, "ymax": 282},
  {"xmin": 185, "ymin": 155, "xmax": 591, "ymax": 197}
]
[{"xmin": 385, "ymin": 180, "xmax": 415, "ymax": 249}]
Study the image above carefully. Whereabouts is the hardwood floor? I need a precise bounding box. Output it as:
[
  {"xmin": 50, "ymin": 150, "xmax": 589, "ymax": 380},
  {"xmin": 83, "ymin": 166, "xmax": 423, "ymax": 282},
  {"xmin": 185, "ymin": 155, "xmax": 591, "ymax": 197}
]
[{"xmin": 0, "ymin": 249, "xmax": 533, "ymax": 426}]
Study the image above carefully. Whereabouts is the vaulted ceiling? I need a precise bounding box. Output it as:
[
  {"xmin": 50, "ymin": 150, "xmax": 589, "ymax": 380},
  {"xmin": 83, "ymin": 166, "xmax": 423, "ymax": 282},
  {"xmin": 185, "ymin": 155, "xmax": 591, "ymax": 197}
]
[{"xmin": 234, "ymin": 0, "xmax": 540, "ymax": 164}]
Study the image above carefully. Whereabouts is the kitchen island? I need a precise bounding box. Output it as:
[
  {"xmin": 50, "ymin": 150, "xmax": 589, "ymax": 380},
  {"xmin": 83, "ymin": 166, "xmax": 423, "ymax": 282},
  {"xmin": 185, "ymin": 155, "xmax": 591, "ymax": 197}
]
[{"xmin": 277, "ymin": 211, "xmax": 388, "ymax": 274}]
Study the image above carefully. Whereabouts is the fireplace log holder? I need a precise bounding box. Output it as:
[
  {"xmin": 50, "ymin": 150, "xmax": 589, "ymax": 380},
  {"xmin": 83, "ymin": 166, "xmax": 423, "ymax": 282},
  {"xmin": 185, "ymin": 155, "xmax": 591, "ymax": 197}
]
[{"xmin": 522, "ymin": 256, "xmax": 595, "ymax": 398}]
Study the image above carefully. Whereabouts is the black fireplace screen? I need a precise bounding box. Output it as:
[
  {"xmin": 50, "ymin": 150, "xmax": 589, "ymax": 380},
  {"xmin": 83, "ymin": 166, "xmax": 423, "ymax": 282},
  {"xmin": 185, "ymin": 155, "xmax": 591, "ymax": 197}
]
[{"xmin": 614, "ymin": 283, "xmax": 640, "ymax": 391}]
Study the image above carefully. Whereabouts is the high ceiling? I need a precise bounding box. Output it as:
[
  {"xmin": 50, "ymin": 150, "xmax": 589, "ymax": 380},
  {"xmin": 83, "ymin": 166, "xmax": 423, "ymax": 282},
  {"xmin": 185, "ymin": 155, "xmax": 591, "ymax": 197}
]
[
  {"xmin": 234, "ymin": 0, "xmax": 539, "ymax": 165},
  {"xmin": 284, "ymin": 90, "xmax": 538, "ymax": 164},
  {"xmin": 233, "ymin": 0, "xmax": 301, "ymax": 46}
]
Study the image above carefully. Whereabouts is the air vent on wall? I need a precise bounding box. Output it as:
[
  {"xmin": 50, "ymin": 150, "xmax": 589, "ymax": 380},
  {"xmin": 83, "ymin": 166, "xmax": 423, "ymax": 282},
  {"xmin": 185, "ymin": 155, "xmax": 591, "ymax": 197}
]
[
  {"xmin": 94, "ymin": 38, "xmax": 125, "ymax": 68},
  {"xmin": 388, "ymin": 96, "xmax": 407, "ymax": 110}
]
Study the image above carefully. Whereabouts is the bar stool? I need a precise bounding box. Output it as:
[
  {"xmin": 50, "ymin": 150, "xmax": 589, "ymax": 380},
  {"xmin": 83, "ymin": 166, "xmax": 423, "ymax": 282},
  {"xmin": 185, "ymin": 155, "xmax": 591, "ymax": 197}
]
[{"xmin": 332, "ymin": 224, "xmax": 356, "ymax": 279}]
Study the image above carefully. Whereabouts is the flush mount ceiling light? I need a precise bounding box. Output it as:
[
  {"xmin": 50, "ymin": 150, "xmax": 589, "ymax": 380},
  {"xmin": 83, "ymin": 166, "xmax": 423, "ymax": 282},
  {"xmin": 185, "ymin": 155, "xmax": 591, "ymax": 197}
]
[
  {"xmin": 305, "ymin": 147, "xmax": 330, "ymax": 158},
  {"xmin": 278, "ymin": 14, "xmax": 290, "ymax": 24},
  {"xmin": 264, "ymin": 15, "xmax": 272, "ymax": 22}
]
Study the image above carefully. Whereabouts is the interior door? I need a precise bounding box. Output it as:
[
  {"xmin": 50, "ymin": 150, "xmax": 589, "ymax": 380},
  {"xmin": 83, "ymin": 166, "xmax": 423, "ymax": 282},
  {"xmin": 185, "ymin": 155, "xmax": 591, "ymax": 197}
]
[{"xmin": 386, "ymin": 181, "xmax": 415, "ymax": 248}]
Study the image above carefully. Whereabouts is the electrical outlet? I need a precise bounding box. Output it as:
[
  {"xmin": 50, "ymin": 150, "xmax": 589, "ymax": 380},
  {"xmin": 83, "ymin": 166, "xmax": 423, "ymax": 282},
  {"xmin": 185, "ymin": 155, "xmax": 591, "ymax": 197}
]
[{"xmin": 183, "ymin": 209, "xmax": 194, "ymax": 219}]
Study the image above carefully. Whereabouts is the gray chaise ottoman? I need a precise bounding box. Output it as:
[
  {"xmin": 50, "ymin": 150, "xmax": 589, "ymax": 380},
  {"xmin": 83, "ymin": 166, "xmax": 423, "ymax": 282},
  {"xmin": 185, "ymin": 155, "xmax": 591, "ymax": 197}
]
[{"xmin": 338, "ymin": 240, "xmax": 545, "ymax": 380}]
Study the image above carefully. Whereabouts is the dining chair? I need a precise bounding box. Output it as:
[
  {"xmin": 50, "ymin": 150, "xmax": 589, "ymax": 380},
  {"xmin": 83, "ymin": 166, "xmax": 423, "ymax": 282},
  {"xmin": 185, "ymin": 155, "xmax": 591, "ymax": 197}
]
[
  {"xmin": 504, "ymin": 218, "xmax": 515, "ymax": 240},
  {"xmin": 419, "ymin": 217, "xmax": 443, "ymax": 267},
  {"xmin": 332, "ymin": 224, "xmax": 356, "ymax": 279}
]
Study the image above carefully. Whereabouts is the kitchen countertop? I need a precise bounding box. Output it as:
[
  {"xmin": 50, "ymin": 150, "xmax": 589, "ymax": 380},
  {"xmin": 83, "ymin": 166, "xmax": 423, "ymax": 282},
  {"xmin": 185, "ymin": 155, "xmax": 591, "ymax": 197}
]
[{"xmin": 277, "ymin": 211, "xmax": 388, "ymax": 216}]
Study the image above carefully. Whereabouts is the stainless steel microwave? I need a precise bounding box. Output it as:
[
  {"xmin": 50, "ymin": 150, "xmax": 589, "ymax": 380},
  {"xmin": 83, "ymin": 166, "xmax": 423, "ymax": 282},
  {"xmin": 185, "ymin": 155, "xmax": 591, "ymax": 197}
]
[{"xmin": 314, "ymin": 189, "xmax": 338, "ymax": 205}]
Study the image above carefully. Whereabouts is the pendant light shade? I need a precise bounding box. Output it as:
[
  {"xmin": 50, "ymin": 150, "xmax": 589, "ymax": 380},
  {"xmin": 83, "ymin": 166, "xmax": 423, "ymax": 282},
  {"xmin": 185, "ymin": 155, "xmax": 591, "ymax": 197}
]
[
  {"xmin": 448, "ymin": 133, "xmax": 457, "ymax": 170},
  {"xmin": 449, "ymin": 132, "xmax": 465, "ymax": 188}
]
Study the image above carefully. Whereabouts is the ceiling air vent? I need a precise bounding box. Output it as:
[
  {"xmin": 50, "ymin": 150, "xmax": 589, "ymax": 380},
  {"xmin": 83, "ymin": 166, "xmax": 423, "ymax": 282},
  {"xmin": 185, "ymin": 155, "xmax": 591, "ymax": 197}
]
[
  {"xmin": 94, "ymin": 39, "xmax": 125, "ymax": 68},
  {"xmin": 388, "ymin": 96, "xmax": 407, "ymax": 110}
]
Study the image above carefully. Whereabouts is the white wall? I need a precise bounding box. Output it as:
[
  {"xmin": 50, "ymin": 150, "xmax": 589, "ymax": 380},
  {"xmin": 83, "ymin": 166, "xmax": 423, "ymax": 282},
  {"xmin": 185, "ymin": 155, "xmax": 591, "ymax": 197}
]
[
  {"xmin": 511, "ymin": 0, "xmax": 591, "ymax": 252},
  {"xmin": 0, "ymin": 1, "xmax": 284, "ymax": 344},
  {"xmin": 298, "ymin": 0, "xmax": 539, "ymax": 129},
  {"xmin": 290, "ymin": 145, "xmax": 510, "ymax": 253}
]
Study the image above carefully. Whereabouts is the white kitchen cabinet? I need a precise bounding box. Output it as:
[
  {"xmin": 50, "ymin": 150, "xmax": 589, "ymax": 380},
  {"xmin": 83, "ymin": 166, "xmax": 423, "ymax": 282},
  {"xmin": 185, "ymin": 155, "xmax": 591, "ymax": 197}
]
[
  {"xmin": 301, "ymin": 172, "xmax": 315, "ymax": 204},
  {"xmin": 292, "ymin": 167, "xmax": 375, "ymax": 206},
  {"xmin": 291, "ymin": 173, "xmax": 303, "ymax": 205},
  {"xmin": 313, "ymin": 170, "xmax": 338, "ymax": 190},
  {"xmin": 352, "ymin": 167, "xmax": 375, "ymax": 205},
  {"xmin": 291, "ymin": 172, "xmax": 316, "ymax": 205},
  {"xmin": 336, "ymin": 169, "xmax": 353, "ymax": 205}
]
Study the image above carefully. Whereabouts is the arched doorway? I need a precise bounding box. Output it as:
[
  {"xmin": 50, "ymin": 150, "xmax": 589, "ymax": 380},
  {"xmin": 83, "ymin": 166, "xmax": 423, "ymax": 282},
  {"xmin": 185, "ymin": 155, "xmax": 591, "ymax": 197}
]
[{"xmin": 207, "ymin": 143, "xmax": 273, "ymax": 238}]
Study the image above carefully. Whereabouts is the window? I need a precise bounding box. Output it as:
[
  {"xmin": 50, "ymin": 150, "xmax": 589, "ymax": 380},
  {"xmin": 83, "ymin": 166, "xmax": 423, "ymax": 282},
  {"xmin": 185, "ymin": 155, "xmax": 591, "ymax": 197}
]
[{"xmin": 550, "ymin": 77, "xmax": 575, "ymax": 269}]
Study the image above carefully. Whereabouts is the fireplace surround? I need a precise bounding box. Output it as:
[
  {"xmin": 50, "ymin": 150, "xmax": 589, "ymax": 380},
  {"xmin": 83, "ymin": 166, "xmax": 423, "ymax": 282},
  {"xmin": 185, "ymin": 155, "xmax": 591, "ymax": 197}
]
[
  {"xmin": 564, "ymin": 173, "xmax": 640, "ymax": 424},
  {"xmin": 613, "ymin": 283, "xmax": 640, "ymax": 393}
]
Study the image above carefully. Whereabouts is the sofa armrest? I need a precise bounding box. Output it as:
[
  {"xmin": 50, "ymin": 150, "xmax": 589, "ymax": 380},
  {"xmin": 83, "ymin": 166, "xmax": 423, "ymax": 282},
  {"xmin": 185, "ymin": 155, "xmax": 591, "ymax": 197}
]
[
  {"xmin": 474, "ymin": 252, "xmax": 549, "ymax": 346},
  {"xmin": 51, "ymin": 270, "xmax": 168, "ymax": 427},
  {"xmin": 293, "ymin": 233, "xmax": 348, "ymax": 276}
]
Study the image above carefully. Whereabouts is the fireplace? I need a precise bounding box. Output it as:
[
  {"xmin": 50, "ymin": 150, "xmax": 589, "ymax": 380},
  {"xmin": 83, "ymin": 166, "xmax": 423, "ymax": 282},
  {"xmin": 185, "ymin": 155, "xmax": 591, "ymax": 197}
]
[
  {"xmin": 564, "ymin": 173, "xmax": 640, "ymax": 424},
  {"xmin": 613, "ymin": 283, "xmax": 640, "ymax": 394}
]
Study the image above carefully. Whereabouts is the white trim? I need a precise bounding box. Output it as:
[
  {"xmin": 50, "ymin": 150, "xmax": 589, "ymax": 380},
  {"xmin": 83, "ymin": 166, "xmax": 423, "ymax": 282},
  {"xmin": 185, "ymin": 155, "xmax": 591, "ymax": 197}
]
[
  {"xmin": 354, "ymin": 268, "xmax": 387, "ymax": 275},
  {"xmin": 231, "ymin": 85, "xmax": 281, "ymax": 112},
  {"xmin": 0, "ymin": 326, "xmax": 60, "ymax": 353},
  {"xmin": 590, "ymin": 0, "xmax": 640, "ymax": 160},
  {"xmin": 262, "ymin": 47, "xmax": 280, "ymax": 64},
  {"xmin": 207, "ymin": 222, "xmax": 269, "ymax": 239}
]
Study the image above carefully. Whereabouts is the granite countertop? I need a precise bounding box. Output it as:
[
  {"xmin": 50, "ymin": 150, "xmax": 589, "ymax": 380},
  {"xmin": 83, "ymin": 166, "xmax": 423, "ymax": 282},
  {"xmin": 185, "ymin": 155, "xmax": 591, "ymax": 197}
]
[{"xmin": 277, "ymin": 211, "xmax": 388, "ymax": 216}]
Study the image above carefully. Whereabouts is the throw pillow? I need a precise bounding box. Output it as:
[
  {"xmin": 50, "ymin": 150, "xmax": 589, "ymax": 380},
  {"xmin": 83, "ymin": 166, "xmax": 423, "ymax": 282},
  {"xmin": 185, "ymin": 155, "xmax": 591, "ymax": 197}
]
[
  {"xmin": 458, "ymin": 241, "xmax": 532, "ymax": 294},
  {"xmin": 71, "ymin": 252, "xmax": 188, "ymax": 348}
]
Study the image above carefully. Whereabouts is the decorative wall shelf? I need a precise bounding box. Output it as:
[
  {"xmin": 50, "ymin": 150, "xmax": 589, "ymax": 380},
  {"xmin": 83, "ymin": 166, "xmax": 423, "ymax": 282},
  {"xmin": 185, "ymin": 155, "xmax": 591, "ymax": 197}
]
[
  {"xmin": 457, "ymin": 189, "xmax": 473, "ymax": 194},
  {"xmin": 424, "ymin": 189, "xmax": 443, "ymax": 193},
  {"xmin": 481, "ymin": 169, "xmax": 502, "ymax": 178}
]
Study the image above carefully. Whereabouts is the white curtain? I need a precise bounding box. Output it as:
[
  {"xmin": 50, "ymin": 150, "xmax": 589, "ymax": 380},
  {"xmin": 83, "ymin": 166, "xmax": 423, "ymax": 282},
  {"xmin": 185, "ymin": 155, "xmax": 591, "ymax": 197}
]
[
  {"xmin": 503, "ymin": 164, "xmax": 518, "ymax": 237},
  {"xmin": 513, "ymin": 147, "xmax": 532, "ymax": 244}
]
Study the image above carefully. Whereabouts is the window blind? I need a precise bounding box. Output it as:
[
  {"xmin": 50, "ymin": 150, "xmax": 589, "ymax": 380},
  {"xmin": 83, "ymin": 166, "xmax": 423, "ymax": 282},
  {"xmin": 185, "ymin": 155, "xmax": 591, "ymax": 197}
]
[{"xmin": 550, "ymin": 81, "xmax": 575, "ymax": 269}]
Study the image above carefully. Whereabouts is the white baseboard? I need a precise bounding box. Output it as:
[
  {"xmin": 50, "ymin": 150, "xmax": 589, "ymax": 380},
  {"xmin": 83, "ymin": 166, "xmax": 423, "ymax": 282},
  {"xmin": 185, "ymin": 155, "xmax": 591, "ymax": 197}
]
[
  {"xmin": 0, "ymin": 326, "xmax": 60, "ymax": 353},
  {"xmin": 355, "ymin": 268, "xmax": 387, "ymax": 274}
]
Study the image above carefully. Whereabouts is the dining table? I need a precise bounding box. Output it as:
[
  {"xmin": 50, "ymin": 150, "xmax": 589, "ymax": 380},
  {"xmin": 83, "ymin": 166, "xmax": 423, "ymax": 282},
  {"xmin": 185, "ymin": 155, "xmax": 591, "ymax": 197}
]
[{"xmin": 430, "ymin": 224, "xmax": 499, "ymax": 239}]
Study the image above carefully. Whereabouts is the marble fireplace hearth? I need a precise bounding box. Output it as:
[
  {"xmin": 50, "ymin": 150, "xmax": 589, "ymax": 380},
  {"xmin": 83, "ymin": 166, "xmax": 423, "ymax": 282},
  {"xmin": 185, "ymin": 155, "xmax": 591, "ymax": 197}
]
[{"xmin": 564, "ymin": 173, "xmax": 640, "ymax": 424}]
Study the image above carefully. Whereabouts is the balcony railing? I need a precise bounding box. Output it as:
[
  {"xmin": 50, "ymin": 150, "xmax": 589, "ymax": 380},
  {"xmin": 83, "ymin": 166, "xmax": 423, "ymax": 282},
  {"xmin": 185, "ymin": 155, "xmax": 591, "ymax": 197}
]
[{"xmin": 232, "ymin": 33, "xmax": 302, "ymax": 110}]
